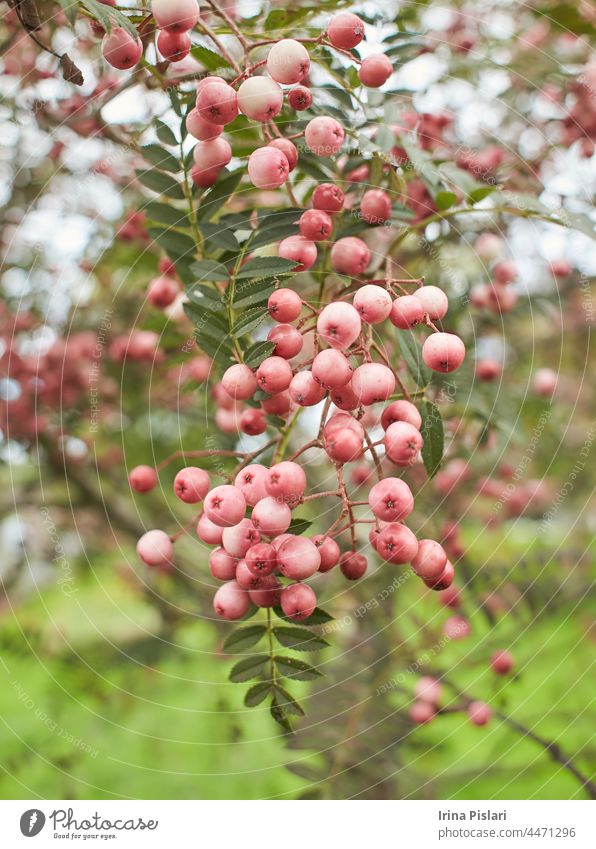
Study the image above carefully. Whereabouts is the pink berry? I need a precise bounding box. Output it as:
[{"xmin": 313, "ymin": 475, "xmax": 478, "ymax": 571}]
[
  {"xmin": 358, "ymin": 54, "xmax": 393, "ymax": 88},
  {"xmin": 325, "ymin": 412, "xmax": 363, "ymax": 439},
  {"xmin": 193, "ymin": 137, "xmax": 232, "ymax": 169},
  {"xmin": 422, "ymin": 332, "xmax": 466, "ymax": 373},
  {"xmin": 385, "ymin": 421, "xmax": 424, "ymax": 466},
  {"xmin": 245, "ymin": 542, "xmax": 277, "ymax": 577},
  {"xmin": 186, "ymin": 108, "xmax": 223, "ymax": 141},
  {"xmin": 339, "ymin": 551, "xmax": 367, "ymax": 580},
  {"xmin": 414, "ymin": 285, "xmax": 449, "ymax": 320},
  {"xmin": 191, "ymin": 162, "xmax": 221, "ymax": 188},
  {"xmin": 256, "ymin": 356, "xmax": 293, "ymax": 394},
  {"xmin": 277, "ymin": 535, "xmax": 321, "ymax": 579},
  {"xmin": 475, "ymin": 359, "xmax": 501, "ymax": 381},
  {"xmin": 533, "ymin": 368, "xmax": 557, "ymax": 397},
  {"xmin": 261, "ymin": 391, "xmax": 292, "ymax": 416},
  {"xmin": 376, "ymin": 523, "xmax": 419, "ymax": 564},
  {"xmin": 305, "ymin": 116, "xmax": 344, "ymax": 156},
  {"xmin": 248, "ymin": 146, "xmax": 290, "ymax": 189},
  {"xmin": 299, "ymin": 209, "xmax": 333, "ymax": 241},
  {"xmin": 411, "ymin": 539, "xmax": 448, "ymax": 581},
  {"xmin": 312, "ymin": 349, "xmax": 353, "ymax": 390},
  {"xmin": 381, "ymin": 400, "xmax": 422, "ymax": 431},
  {"xmin": 266, "ymin": 461, "xmax": 307, "ymax": 503},
  {"xmin": 278, "ymin": 235, "xmax": 317, "ymax": 271},
  {"xmin": 317, "ymin": 302, "xmax": 362, "ymax": 349},
  {"xmin": 493, "ymin": 260, "xmax": 517, "ymax": 285},
  {"xmin": 409, "ymin": 701, "xmax": 435, "ymax": 724},
  {"xmin": 351, "ymin": 363, "xmax": 395, "ymax": 405},
  {"xmin": 240, "ymin": 408, "xmax": 267, "ymax": 436},
  {"xmin": 280, "ymin": 583, "xmax": 317, "ymax": 621},
  {"xmin": 157, "ymin": 29, "xmax": 191, "ymax": 61},
  {"xmin": 267, "ymin": 39, "xmax": 310, "ymax": 84},
  {"xmin": 331, "ymin": 236, "xmax": 370, "ymax": 275},
  {"xmin": 267, "ymin": 324, "xmax": 303, "ymax": 359},
  {"xmin": 415, "ymin": 677, "xmax": 442, "ymax": 705},
  {"xmin": 235, "ymin": 559, "xmax": 263, "ymax": 590},
  {"xmin": 147, "ymin": 275, "xmax": 179, "ymax": 308},
  {"xmin": 360, "ymin": 189, "xmax": 392, "ymax": 224},
  {"xmin": 423, "ymin": 559, "xmax": 455, "ymax": 590},
  {"xmin": 102, "ymin": 27, "xmax": 142, "ymax": 70},
  {"xmin": 237, "ymin": 76, "xmax": 283, "ymax": 122},
  {"xmin": 325, "ymin": 426, "xmax": 362, "ymax": 463},
  {"xmin": 196, "ymin": 80, "xmax": 238, "ymax": 125},
  {"xmin": 368, "ymin": 477, "xmax": 414, "ymax": 522},
  {"xmin": 327, "ymin": 12, "xmax": 365, "ymax": 49},
  {"xmin": 353, "ymin": 284, "xmax": 392, "ymax": 323},
  {"xmin": 268, "ymin": 288, "xmax": 302, "ymax": 322},
  {"xmin": 209, "ymin": 547, "xmax": 238, "ymax": 581},
  {"xmin": 174, "ymin": 466, "xmax": 210, "ymax": 503},
  {"xmin": 213, "ymin": 580, "xmax": 250, "ymax": 620},
  {"xmin": 443, "ymin": 615, "xmax": 471, "ymax": 640},
  {"xmin": 311, "ymin": 535, "xmax": 340, "ymax": 572},
  {"xmin": 222, "ymin": 518, "xmax": 260, "ymax": 558},
  {"xmin": 268, "ymin": 138, "xmax": 298, "ymax": 171},
  {"xmin": 251, "ymin": 496, "xmax": 292, "ymax": 536},
  {"xmin": 222, "ymin": 363, "xmax": 257, "ymax": 400},
  {"xmin": 137, "ymin": 529, "xmax": 173, "ymax": 568},
  {"xmin": 288, "ymin": 86, "xmax": 312, "ymax": 110},
  {"xmin": 390, "ymin": 295, "xmax": 425, "ymax": 329},
  {"xmin": 249, "ymin": 575, "xmax": 282, "ymax": 608},
  {"xmin": 439, "ymin": 585, "xmax": 461, "ymax": 608},
  {"xmin": 312, "ymin": 183, "xmax": 344, "ymax": 213},
  {"xmin": 204, "ymin": 485, "xmax": 246, "ymax": 527},
  {"xmin": 234, "ymin": 464, "xmax": 269, "ymax": 507},
  {"xmin": 152, "ymin": 0, "xmax": 199, "ymax": 32},
  {"xmin": 491, "ymin": 650, "xmax": 515, "ymax": 675},
  {"xmin": 330, "ymin": 383, "xmax": 360, "ymax": 411},
  {"xmin": 197, "ymin": 512, "xmax": 224, "ymax": 545},
  {"xmin": 468, "ymin": 701, "xmax": 491, "ymax": 726},
  {"xmin": 289, "ymin": 371, "xmax": 326, "ymax": 406},
  {"xmin": 129, "ymin": 465, "xmax": 158, "ymax": 493}
]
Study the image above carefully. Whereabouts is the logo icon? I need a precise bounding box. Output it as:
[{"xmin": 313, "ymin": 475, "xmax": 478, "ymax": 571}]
[{"xmin": 19, "ymin": 810, "xmax": 46, "ymax": 837}]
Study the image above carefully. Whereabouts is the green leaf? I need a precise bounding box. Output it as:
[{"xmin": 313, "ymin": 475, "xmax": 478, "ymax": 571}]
[
  {"xmin": 196, "ymin": 170, "xmax": 243, "ymax": 221},
  {"xmin": 233, "ymin": 307, "xmax": 269, "ymax": 338},
  {"xmin": 435, "ymin": 190, "xmax": 457, "ymax": 211},
  {"xmin": 199, "ymin": 222, "xmax": 240, "ymax": 252},
  {"xmin": 223, "ymin": 625, "xmax": 267, "ymax": 653},
  {"xmin": 190, "ymin": 44, "xmax": 233, "ymax": 71},
  {"xmin": 144, "ymin": 202, "xmax": 189, "ymax": 229},
  {"xmin": 304, "ymin": 607, "xmax": 334, "ymax": 626},
  {"xmin": 155, "ymin": 120, "xmax": 178, "ymax": 147},
  {"xmin": 184, "ymin": 301, "xmax": 229, "ymax": 334},
  {"xmin": 286, "ymin": 517, "xmax": 312, "ymax": 536},
  {"xmin": 274, "ymin": 685, "xmax": 305, "ymax": 716},
  {"xmin": 244, "ymin": 341, "xmax": 276, "ymax": 368},
  {"xmin": 274, "ymin": 656, "xmax": 322, "ymax": 681},
  {"xmin": 273, "ymin": 627, "xmax": 329, "ymax": 652},
  {"xmin": 229, "ymin": 654, "xmax": 269, "ymax": 683},
  {"xmin": 420, "ymin": 400, "xmax": 444, "ymax": 479},
  {"xmin": 136, "ymin": 169, "xmax": 185, "ymax": 200},
  {"xmin": 189, "ymin": 259, "xmax": 229, "ymax": 281},
  {"xmin": 469, "ymin": 185, "xmax": 497, "ymax": 203},
  {"xmin": 244, "ymin": 682, "xmax": 272, "ymax": 707},
  {"xmin": 398, "ymin": 330, "xmax": 432, "ymax": 387},
  {"xmin": 270, "ymin": 696, "xmax": 293, "ymax": 732},
  {"xmin": 233, "ymin": 283, "xmax": 276, "ymax": 309},
  {"xmin": 235, "ymin": 257, "xmax": 296, "ymax": 280},
  {"xmin": 142, "ymin": 145, "xmax": 180, "ymax": 174},
  {"xmin": 79, "ymin": 0, "xmax": 138, "ymax": 38},
  {"xmin": 399, "ymin": 136, "xmax": 441, "ymax": 187},
  {"xmin": 147, "ymin": 227, "xmax": 196, "ymax": 260}
]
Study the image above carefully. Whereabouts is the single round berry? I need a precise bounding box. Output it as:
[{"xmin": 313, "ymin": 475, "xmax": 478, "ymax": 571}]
[
  {"xmin": 129, "ymin": 465, "xmax": 158, "ymax": 493},
  {"xmin": 533, "ymin": 368, "xmax": 557, "ymax": 397},
  {"xmin": 411, "ymin": 539, "xmax": 448, "ymax": 581},
  {"xmin": 268, "ymin": 138, "xmax": 298, "ymax": 171},
  {"xmin": 193, "ymin": 137, "xmax": 232, "ymax": 170},
  {"xmin": 204, "ymin": 485, "xmax": 246, "ymax": 528},
  {"xmin": 278, "ymin": 235, "xmax": 317, "ymax": 271},
  {"xmin": 491, "ymin": 650, "xmax": 515, "ymax": 675},
  {"xmin": 384, "ymin": 421, "xmax": 424, "ymax": 466},
  {"xmin": 331, "ymin": 236, "xmax": 370, "ymax": 275},
  {"xmin": 280, "ymin": 583, "xmax": 317, "ymax": 621},
  {"xmin": 249, "ymin": 575, "xmax": 282, "ymax": 608},
  {"xmin": 414, "ymin": 285, "xmax": 449, "ymax": 320},
  {"xmin": 390, "ymin": 295, "xmax": 425, "ymax": 329},
  {"xmin": 237, "ymin": 76, "xmax": 283, "ymax": 122},
  {"xmin": 305, "ymin": 116, "xmax": 344, "ymax": 156},
  {"xmin": 196, "ymin": 80, "xmax": 238, "ymax": 125},
  {"xmin": 330, "ymin": 383, "xmax": 360, "ymax": 411},
  {"xmin": 213, "ymin": 580, "xmax": 250, "ymax": 620},
  {"xmin": 267, "ymin": 39, "xmax": 310, "ymax": 85},
  {"xmin": 102, "ymin": 28, "xmax": 142, "ymax": 70},
  {"xmin": 351, "ymin": 363, "xmax": 396, "ymax": 405},
  {"xmin": 377, "ymin": 523, "xmax": 419, "ymax": 564},
  {"xmin": 353, "ymin": 284, "xmax": 392, "ymax": 323},
  {"xmin": 409, "ymin": 701, "xmax": 435, "ymax": 724},
  {"xmin": 251, "ymin": 496, "xmax": 292, "ymax": 536},
  {"xmin": 209, "ymin": 548, "xmax": 238, "ymax": 581},
  {"xmin": 325, "ymin": 426, "xmax": 363, "ymax": 463},
  {"xmin": 424, "ymin": 559, "xmax": 455, "ymax": 590},
  {"xmin": 186, "ymin": 108, "xmax": 223, "ymax": 141},
  {"xmin": 222, "ymin": 518, "xmax": 260, "ymax": 558},
  {"xmin": 327, "ymin": 12, "xmax": 365, "ymax": 49},
  {"xmin": 267, "ymin": 324, "xmax": 303, "ymax": 359},
  {"xmin": 311, "ymin": 535, "xmax": 340, "ymax": 572},
  {"xmin": 381, "ymin": 400, "xmax": 422, "ymax": 431},
  {"xmin": 368, "ymin": 477, "xmax": 414, "ymax": 522},
  {"xmin": 289, "ymin": 371, "xmax": 326, "ymax": 406},
  {"xmin": 235, "ymin": 559, "xmax": 263, "ymax": 590},
  {"xmin": 358, "ymin": 54, "xmax": 393, "ymax": 88},
  {"xmin": 360, "ymin": 189, "xmax": 392, "ymax": 224},
  {"xmin": 197, "ymin": 512, "xmax": 224, "ymax": 545},
  {"xmin": 240, "ymin": 408, "xmax": 267, "ymax": 436},
  {"xmin": 151, "ymin": 0, "xmax": 199, "ymax": 32},
  {"xmin": 475, "ymin": 359, "xmax": 502, "ymax": 381},
  {"xmin": 299, "ymin": 209, "xmax": 333, "ymax": 241},
  {"xmin": 266, "ymin": 461, "xmax": 307, "ymax": 503},
  {"xmin": 256, "ymin": 356, "xmax": 293, "ymax": 394},
  {"xmin": 415, "ymin": 677, "xmax": 442, "ymax": 705},
  {"xmin": 312, "ymin": 183, "xmax": 344, "ymax": 213},
  {"xmin": 468, "ymin": 701, "xmax": 492, "ymax": 726},
  {"xmin": 234, "ymin": 464, "xmax": 269, "ymax": 506},
  {"xmin": 137, "ymin": 529, "xmax": 173, "ymax": 568},
  {"xmin": 174, "ymin": 467, "xmax": 210, "ymax": 503},
  {"xmin": 422, "ymin": 332, "xmax": 466, "ymax": 373},
  {"xmin": 288, "ymin": 86, "xmax": 312, "ymax": 110},
  {"xmin": 157, "ymin": 29, "xmax": 191, "ymax": 61},
  {"xmin": 312, "ymin": 349, "xmax": 353, "ymax": 390},
  {"xmin": 268, "ymin": 288, "xmax": 302, "ymax": 323},
  {"xmin": 245, "ymin": 542, "xmax": 278, "ymax": 577},
  {"xmin": 147, "ymin": 275, "xmax": 179, "ymax": 308},
  {"xmin": 222, "ymin": 363, "xmax": 257, "ymax": 400},
  {"xmin": 277, "ymin": 535, "xmax": 321, "ymax": 580},
  {"xmin": 317, "ymin": 302, "xmax": 362, "ymax": 349},
  {"xmin": 339, "ymin": 551, "xmax": 367, "ymax": 580},
  {"xmin": 248, "ymin": 146, "xmax": 289, "ymax": 189}
]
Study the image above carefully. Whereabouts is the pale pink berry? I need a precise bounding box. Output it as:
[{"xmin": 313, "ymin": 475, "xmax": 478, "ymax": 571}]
[
  {"xmin": 266, "ymin": 461, "xmax": 306, "ymax": 503},
  {"xmin": 193, "ymin": 137, "xmax": 232, "ymax": 169},
  {"xmin": 390, "ymin": 295, "xmax": 424, "ymax": 329},
  {"xmin": 325, "ymin": 426, "xmax": 362, "ymax": 463},
  {"xmin": 267, "ymin": 324, "xmax": 303, "ymax": 359},
  {"xmin": 147, "ymin": 275, "xmax": 179, "ymax": 308},
  {"xmin": 268, "ymin": 288, "xmax": 302, "ymax": 322},
  {"xmin": 305, "ymin": 116, "xmax": 344, "ymax": 156},
  {"xmin": 468, "ymin": 701, "xmax": 492, "ymax": 726},
  {"xmin": 240, "ymin": 408, "xmax": 266, "ymax": 436},
  {"xmin": 152, "ymin": 0, "xmax": 199, "ymax": 32},
  {"xmin": 278, "ymin": 235, "xmax": 317, "ymax": 271},
  {"xmin": 533, "ymin": 368, "xmax": 557, "ymax": 397},
  {"xmin": 209, "ymin": 547, "xmax": 238, "ymax": 581},
  {"xmin": 129, "ymin": 465, "xmax": 158, "ymax": 493},
  {"xmin": 196, "ymin": 80, "xmax": 238, "ymax": 125},
  {"xmin": 268, "ymin": 138, "xmax": 298, "ymax": 171},
  {"xmin": 248, "ymin": 146, "xmax": 289, "ymax": 189},
  {"xmin": 299, "ymin": 209, "xmax": 333, "ymax": 241},
  {"xmin": 411, "ymin": 539, "xmax": 448, "ymax": 581},
  {"xmin": 256, "ymin": 356, "xmax": 293, "ymax": 394},
  {"xmin": 234, "ymin": 464, "xmax": 268, "ymax": 506},
  {"xmin": 261, "ymin": 391, "xmax": 292, "ymax": 417},
  {"xmin": 424, "ymin": 559, "xmax": 455, "ymax": 590},
  {"xmin": 251, "ymin": 496, "xmax": 292, "ymax": 536},
  {"xmin": 235, "ymin": 558, "xmax": 263, "ymax": 590},
  {"xmin": 443, "ymin": 615, "xmax": 471, "ymax": 640},
  {"xmin": 271, "ymin": 533, "xmax": 293, "ymax": 552},
  {"xmin": 331, "ymin": 237, "xmax": 370, "ymax": 275},
  {"xmin": 213, "ymin": 580, "xmax": 250, "ymax": 620},
  {"xmin": 330, "ymin": 383, "xmax": 360, "ymax": 410},
  {"xmin": 102, "ymin": 28, "xmax": 142, "ymax": 70},
  {"xmin": 381, "ymin": 400, "xmax": 422, "ymax": 431},
  {"xmin": 474, "ymin": 232, "xmax": 502, "ymax": 261},
  {"xmin": 385, "ymin": 421, "xmax": 424, "ymax": 466},
  {"xmin": 376, "ymin": 523, "xmax": 419, "ymax": 564},
  {"xmin": 245, "ymin": 542, "xmax": 277, "ymax": 577},
  {"xmin": 191, "ymin": 162, "xmax": 221, "ymax": 188},
  {"xmin": 325, "ymin": 412, "xmax": 364, "ymax": 439},
  {"xmin": 197, "ymin": 512, "xmax": 224, "ymax": 545},
  {"xmin": 351, "ymin": 363, "xmax": 395, "ymax": 405},
  {"xmin": 137, "ymin": 529, "xmax": 173, "ymax": 568},
  {"xmin": 204, "ymin": 485, "xmax": 246, "ymax": 528},
  {"xmin": 249, "ymin": 575, "xmax": 282, "ymax": 608},
  {"xmin": 493, "ymin": 260, "xmax": 517, "ymax": 285},
  {"xmin": 280, "ymin": 583, "xmax": 316, "ymax": 621},
  {"xmin": 409, "ymin": 701, "xmax": 435, "ymax": 724},
  {"xmin": 327, "ymin": 12, "xmax": 365, "ymax": 49},
  {"xmin": 358, "ymin": 54, "xmax": 392, "ymax": 87},
  {"xmin": 353, "ymin": 284, "xmax": 392, "ymax": 323},
  {"xmin": 289, "ymin": 371, "xmax": 326, "ymax": 406},
  {"xmin": 215, "ymin": 407, "xmax": 241, "ymax": 433},
  {"xmin": 186, "ymin": 108, "xmax": 222, "ymax": 141},
  {"xmin": 360, "ymin": 189, "xmax": 392, "ymax": 223},
  {"xmin": 267, "ymin": 38, "xmax": 310, "ymax": 84},
  {"xmin": 312, "ymin": 349, "xmax": 353, "ymax": 390},
  {"xmin": 277, "ymin": 535, "xmax": 321, "ymax": 579},
  {"xmin": 174, "ymin": 467, "xmax": 210, "ymax": 503},
  {"xmin": 157, "ymin": 29, "xmax": 191, "ymax": 61},
  {"xmin": 317, "ymin": 302, "xmax": 362, "ymax": 349},
  {"xmin": 491, "ymin": 650, "xmax": 515, "ymax": 675},
  {"xmin": 222, "ymin": 518, "xmax": 260, "ymax": 558},
  {"xmin": 368, "ymin": 477, "xmax": 414, "ymax": 522},
  {"xmin": 311, "ymin": 535, "xmax": 340, "ymax": 572},
  {"xmin": 415, "ymin": 677, "xmax": 442, "ymax": 705},
  {"xmin": 288, "ymin": 86, "xmax": 312, "ymax": 110},
  {"xmin": 475, "ymin": 359, "xmax": 501, "ymax": 381},
  {"xmin": 422, "ymin": 332, "xmax": 466, "ymax": 373},
  {"xmin": 222, "ymin": 363, "xmax": 257, "ymax": 400},
  {"xmin": 339, "ymin": 551, "xmax": 367, "ymax": 580},
  {"xmin": 414, "ymin": 285, "xmax": 449, "ymax": 320},
  {"xmin": 237, "ymin": 76, "xmax": 283, "ymax": 122},
  {"xmin": 312, "ymin": 183, "xmax": 344, "ymax": 213}
]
